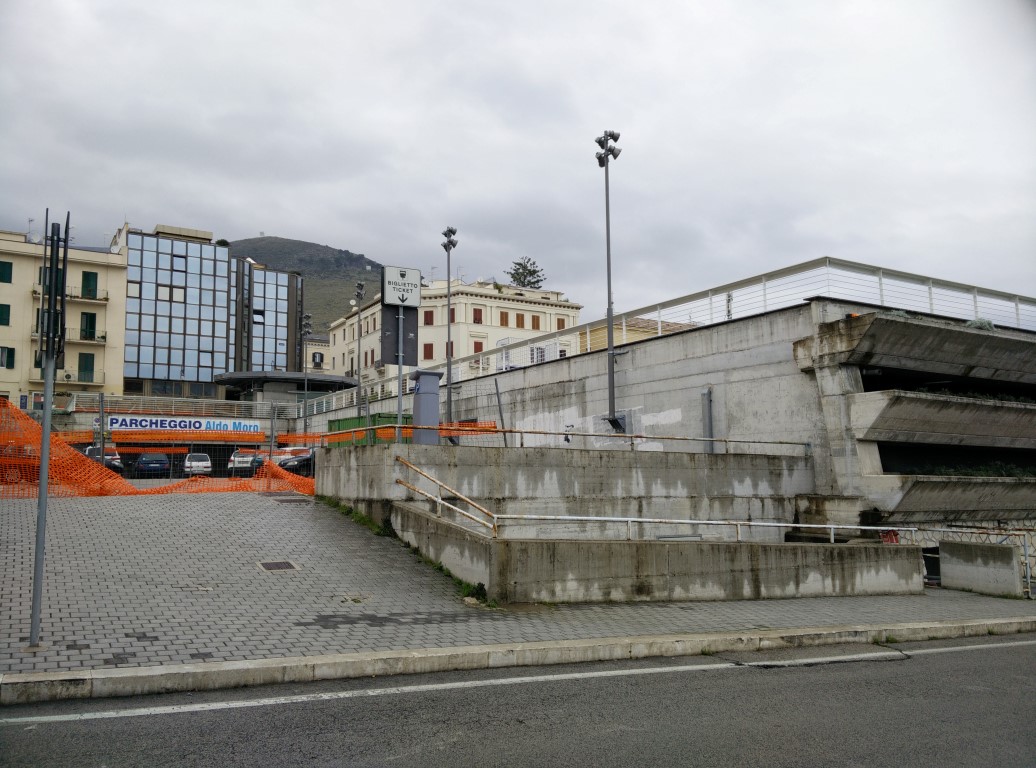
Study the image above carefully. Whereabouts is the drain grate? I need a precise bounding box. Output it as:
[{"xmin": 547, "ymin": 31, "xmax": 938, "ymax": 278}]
[{"xmin": 259, "ymin": 560, "xmax": 297, "ymax": 571}]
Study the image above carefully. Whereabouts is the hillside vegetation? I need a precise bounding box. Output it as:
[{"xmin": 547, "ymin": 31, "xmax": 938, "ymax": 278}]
[{"xmin": 229, "ymin": 236, "xmax": 382, "ymax": 331}]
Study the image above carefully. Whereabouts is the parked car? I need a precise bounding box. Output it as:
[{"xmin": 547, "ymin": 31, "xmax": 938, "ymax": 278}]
[
  {"xmin": 278, "ymin": 448, "xmax": 314, "ymax": 477},
  {"xmin": 84, "ymin": 445, "xmax": 124, "ymax": 474},
  {"xmin": 227, "ymin": 449, "xmax": 266, "ymax": 477},
  {"xmin": 182, "ymin": 453, "xmax": 212, "ymax": 477},
  {"xmin": 131, "ymin": 452, "xmax": 170, "ymax": 478}
]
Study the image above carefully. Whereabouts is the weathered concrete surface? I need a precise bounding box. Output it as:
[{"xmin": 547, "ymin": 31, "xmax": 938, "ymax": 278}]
[
  {"xmin": 388, "ymin": 502, "xmax": 923, "ymax": 604},
  {"xmin": 850, "ymin": 391, "xmax": 1036, "ymax": 449},
  {"xmin": 321, "ymin": 443, "xmax": 815, "ymax": 534},
  {"xmin": 313, "ymin": 299, "xmax": 1036, "ymax": 533},
  {"xmin": 940, "ymin": 541, "xmax": 1025, "ymax": 597},
  {"xmin": 493, "ymin": 539, "xmax": 922, "ymax": 604}
]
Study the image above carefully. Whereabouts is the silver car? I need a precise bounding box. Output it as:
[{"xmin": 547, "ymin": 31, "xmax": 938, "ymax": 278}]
[{"xmin": 183, "ymin": 452, "xmax": 212, "ymax": 477}]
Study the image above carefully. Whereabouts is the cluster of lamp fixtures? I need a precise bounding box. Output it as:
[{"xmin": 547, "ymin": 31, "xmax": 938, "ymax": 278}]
[
  {"xmin": 441, "ymin": 226, "xmax": 458, "ymax": 253},
  {"xmin": 595, "ymin": 130, "xmax": 621, "ymax": 167}
]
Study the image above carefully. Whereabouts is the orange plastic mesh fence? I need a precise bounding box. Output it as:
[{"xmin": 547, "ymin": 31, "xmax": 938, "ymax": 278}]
[
  {"xmin": 1, "ymin": 399, "xmax": 313, "ymax": 498},
  {"xmin": 57, "ymin": 430, "xmax": 95, "ymax": 444}
]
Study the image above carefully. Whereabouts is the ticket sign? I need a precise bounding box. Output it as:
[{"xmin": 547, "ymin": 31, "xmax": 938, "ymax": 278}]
[{"xmin": 382, "ymin": 266, "xmax": 422, "ymax": 308}]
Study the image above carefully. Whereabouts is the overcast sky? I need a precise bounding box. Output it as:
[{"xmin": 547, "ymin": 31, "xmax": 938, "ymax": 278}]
[{"xmin": 2, "ymin": 0, "xmax": 1034, "ymax": 319}]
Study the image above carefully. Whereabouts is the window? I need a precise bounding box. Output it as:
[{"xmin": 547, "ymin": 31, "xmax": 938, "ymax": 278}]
[
  {"xmin": 424, "ymin": 310, "xmax": 434, "ymax": 326},
  {"xmin": 0, "ymin": 347, "xmax": 14, "ymax": 369},
  {"xmin": 0, "ymin": 261, "xmax": 11, "ymax": 283},
  {"xmin": 532, "ymin": 315, "xmax": 541, "ymax": 331},
  {"xmin": 516, "ymin": 314, "xmax": 525, "ymax": 329},
  {"xmin": 557, "ymin": 317, "xmax": 567, "ymax": 331},
  {"xmin": 473, "ymin": 307, "xmax": 483, "ymax": 324},
  {"xmin": 0, "ymin": 304, "xmax": 9, "ymax": 325},
  {"xmin": 82, "ymin": 271, "xmax": 98, "ymax": 299},
  {"xmin": 78, "ymin": 353, "xmax": 95, "ymax": 382},
  {"xmin": 423, "ymin": 343, "xmax": 434, "ymax": 360},
  {"xmin": 473, "ymin": 341, "xmax": 484, "ymax": 354},
  {"xmin": 80, "ymin": 312, "xmax": 97, "ymax": 341},
  {"xmin": 500, "ymin": 311, "xmax": 509, "ymax": 327},
  {"xmin": 449, "ymin": 307, "xmax": 456, "ymax": 323}
]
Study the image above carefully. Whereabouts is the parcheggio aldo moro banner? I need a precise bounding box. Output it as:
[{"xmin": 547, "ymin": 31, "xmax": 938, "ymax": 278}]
[{"xmin": 106, "ymin": 416, "xmax": 263, "ymax": 432}]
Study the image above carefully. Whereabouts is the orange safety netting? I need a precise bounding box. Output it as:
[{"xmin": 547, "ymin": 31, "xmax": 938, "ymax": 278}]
[{"xmin": 1, "ymin": 398, "xmax": 313, "ymax": 498}]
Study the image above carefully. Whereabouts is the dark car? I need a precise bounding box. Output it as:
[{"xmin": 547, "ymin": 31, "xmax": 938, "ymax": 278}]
[
  {"xmin": 278, "ymin": 449, "xmax": 314, "ymax": 477},
  {"xmin": 132, "ymin": 452, "xmax": 170, "ymax": 478}
]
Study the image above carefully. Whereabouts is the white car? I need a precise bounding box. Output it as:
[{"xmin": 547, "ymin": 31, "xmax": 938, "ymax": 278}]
[{"xmin": 183, "ymin": 453, "xmax": 212, "ymax": 477}]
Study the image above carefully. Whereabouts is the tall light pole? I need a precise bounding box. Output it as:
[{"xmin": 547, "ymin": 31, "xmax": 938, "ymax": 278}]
[
  {"xmin": 354, "ymin": 281, "xmax": 365, "ymax": 421},
  {"xmin": 301, "ymin": 312, "xmax": 312, "ymax": 435},
  {"xmin": 595, "ymin": 130, "xmax": 624, "ymax": 432},
  {"xmin": 441, "ymin": 227, "xmax": 458, "ymax": 427}
]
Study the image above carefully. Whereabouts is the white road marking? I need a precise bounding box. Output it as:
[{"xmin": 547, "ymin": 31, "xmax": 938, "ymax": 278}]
[{"xmin": 2, "ymin": 639, "xmax": 1033, "ymax": 726}]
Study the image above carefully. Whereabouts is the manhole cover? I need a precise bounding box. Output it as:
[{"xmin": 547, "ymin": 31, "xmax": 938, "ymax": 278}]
[{"xmin": 259, "ymin": 561, "xmax": 297, "ymax": 571}]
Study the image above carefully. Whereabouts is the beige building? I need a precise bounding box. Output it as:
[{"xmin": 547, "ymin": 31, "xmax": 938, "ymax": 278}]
[
  {"xmin": 327, "ymin": 278, "xmax": 582, "ymax": 402},
  {"xmin": 0, "ymin": 227, "xmax": 128, "ymax": 407}
]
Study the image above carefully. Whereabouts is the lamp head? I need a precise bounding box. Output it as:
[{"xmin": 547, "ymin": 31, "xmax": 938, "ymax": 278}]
[
  {"xmin": 442, "ymin": 226, "xmax": 457, "ymax": 238},
  {"xmin": 595, "ymin": 135, "xmax": 609, "ymax": 150},
  {"xmin": 605, "ymin": 130, "xmax": 620, "ymax": 142},
  {"xmin": 609, "ymin": 146, "xmax": 622, "ymax": 160},
  {"xmin": 596, "ymin": 151, "xmax": 607, "ymax": 168}
]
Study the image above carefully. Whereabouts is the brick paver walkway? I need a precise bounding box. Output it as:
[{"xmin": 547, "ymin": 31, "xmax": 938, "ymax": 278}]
[{"xmin": 3, "ymin": 493, "xmax": 1034, "ymax": 675}]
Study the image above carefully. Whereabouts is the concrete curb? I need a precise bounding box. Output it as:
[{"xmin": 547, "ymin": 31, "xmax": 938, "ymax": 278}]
[{"xmin": 3, "ymin": 616, "xmax": 1035, "ymax": 705}]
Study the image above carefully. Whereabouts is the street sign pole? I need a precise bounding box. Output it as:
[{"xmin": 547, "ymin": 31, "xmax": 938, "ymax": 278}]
[
  {"xmin": 396, "ymin": 305, "xmax": 404, "ymax": 442},
  {"xmin": 29, "ymin": 215, "xmax": 70, "ymax": 649},
  {"xmin": 382, "ymin": 266, "xmax": 422, "ymax": 445}
]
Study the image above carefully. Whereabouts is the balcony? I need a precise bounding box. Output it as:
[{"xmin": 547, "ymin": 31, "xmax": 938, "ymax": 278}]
[
  {"xmin": 30, "ymin": 326, "xmax": 107, "ymax": 343},
  {"xmin": 32, "ymin": 284, "xmax": 109, "ymax": 302},
  {"xmin": 29, "ymin": 370, "xmax": 106, "ymax": 385}
]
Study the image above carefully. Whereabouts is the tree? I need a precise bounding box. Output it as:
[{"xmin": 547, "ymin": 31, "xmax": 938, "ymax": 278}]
[{"xmin": 505, "ymin": 256, "xmax": 546, "ymax": 288}]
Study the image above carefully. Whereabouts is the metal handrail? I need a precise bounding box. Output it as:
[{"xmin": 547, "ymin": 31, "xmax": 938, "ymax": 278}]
[
  {"xmin": 395, "ymin": 479, "xmax": 496, "ymax": 534},
  {"xmin": 394, "ymin": 455, "xmax": 497, "ymax": 535}
]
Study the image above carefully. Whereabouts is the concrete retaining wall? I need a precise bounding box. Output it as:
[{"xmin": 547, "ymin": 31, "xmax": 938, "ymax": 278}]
[
  {"xmin": 939, "ymin": 541, "xmax": 1025, "ymax": 597},
  {"xmin": 389, "ymin": 504, "xmax": 923, "ymax": 603},
  {"xmin": 319, "ymin": 443, "xmax": 814, "ymax": 538}
]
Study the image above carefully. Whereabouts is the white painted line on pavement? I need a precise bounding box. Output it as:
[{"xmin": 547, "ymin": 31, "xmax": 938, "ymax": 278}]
[
  {"xmin": 3, "ymin": 662, "xmax": 736, "ymax": 724},
  {"xmin": 3, "ymin": 639, "xmax": 1034, "ymax": 725}
]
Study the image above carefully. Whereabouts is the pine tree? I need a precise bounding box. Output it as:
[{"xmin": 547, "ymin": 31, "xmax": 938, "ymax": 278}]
[{"xmin": 505, "ymin": 256, "xmax": 546, "ymax": 288}]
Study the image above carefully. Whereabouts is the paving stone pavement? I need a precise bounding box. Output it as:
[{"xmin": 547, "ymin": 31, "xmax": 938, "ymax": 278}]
[{"xmin": 2, "ymin": 492, "xmax": 1035, "ymax": 675}]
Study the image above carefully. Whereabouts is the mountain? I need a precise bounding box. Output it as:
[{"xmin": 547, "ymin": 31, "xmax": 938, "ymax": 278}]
[{"xmin": 229, "ymin": 236, "xmax": 382, "ymax": 332}]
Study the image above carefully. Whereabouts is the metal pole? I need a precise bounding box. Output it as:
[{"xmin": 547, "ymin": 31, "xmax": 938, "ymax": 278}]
[
  {"xmin": 356, "ymin": 307, "xmax": 363, "ymax": 423},
  {"xmin": 494, "ymin": 378, "xmax": 508, "ymax": 448},
  {"xmin": 396, "ymin": 305, "xmax": 404, "ymax": 443},
  {"xmin": 29, "ymin": 221, "xmax": 64, "ymax": 648},
  {"xmin": 445, "ymin": 248, "xmax": 452, "ymax": 428},
  {"xmin": 97, "ymin": 392, "xmax": 106, "ymax": 464},
  {"xmin": 604, "ymin": 154, "xmax": 616, "ymax": 426}
]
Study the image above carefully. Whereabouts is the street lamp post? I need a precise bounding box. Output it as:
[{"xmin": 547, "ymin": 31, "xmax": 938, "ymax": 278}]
[
  {"xmin": 441, "ymin": 227, "xmax": 458, "ymax": 428},
  {"xmin": 595, "ymin": 130, "xmax": 624, "ymax": 432},
  {"xmin": 354, "ymin": 282, "xmax": 365, "ymax": 421},
  {"xmin": 301, "ymin": 312, "xmax": 312, "ymax": 435}
]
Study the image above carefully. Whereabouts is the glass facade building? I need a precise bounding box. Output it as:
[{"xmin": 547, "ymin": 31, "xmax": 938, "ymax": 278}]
[{"xmin": 124, "ymin": 228, "xmax": 302, "ymax": 397}]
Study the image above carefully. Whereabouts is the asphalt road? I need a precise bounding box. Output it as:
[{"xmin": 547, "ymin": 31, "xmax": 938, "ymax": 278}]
[{"xmin": 2, "ymin": 635, "xmax": 1034, "ymax": 767}]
